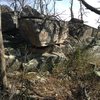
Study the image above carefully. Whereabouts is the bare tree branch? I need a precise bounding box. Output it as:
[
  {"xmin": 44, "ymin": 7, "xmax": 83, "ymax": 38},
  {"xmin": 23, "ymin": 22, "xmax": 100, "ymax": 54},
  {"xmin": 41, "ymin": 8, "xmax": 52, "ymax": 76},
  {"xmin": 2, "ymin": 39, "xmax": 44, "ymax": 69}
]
[{"xmin": 78, "ymin": 0, "xmax": 100, "ymax": 15}]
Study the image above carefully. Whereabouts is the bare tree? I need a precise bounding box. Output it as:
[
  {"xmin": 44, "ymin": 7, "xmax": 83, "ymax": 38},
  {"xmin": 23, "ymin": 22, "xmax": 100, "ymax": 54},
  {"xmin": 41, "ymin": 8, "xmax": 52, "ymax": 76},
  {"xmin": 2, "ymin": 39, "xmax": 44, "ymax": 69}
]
[
  {"xmin": 79, "ymin": 1, "xmax": 83, "ymax": 20},
  {"xmin": 33, "ymin": 0, "xmax": 44, "ymax": 14},
  {"xmin": 70, "ymin": 0, "xmax": 74, "ymax": 19},
  {"xmin": 44, "ymin": 0, "xmax": 50, "ymax": 15},
  {"xmin": 33, "ymin": 0, "xmax": 49, "ymax": 15},
  {"xmin": 17, "ymin": 0, "xmax": 31, "ymax": 11},
  {"xmin": 78, "ymin": 0, "xmax": 100, "ymax": 15},
  {"xmin": 33, "ymin": 0, "xmax": 56, "ymax": 15},
  {"xmin": 39, "ymin": 0, "xmax": 44, "ymax": 14},
  {"xmin": 1, "ymin": 0, "xmax": 30, "ymax": 11},
  {"xmin": 0, "ymin": 6, "xmax": 8, "ymax": 90}
]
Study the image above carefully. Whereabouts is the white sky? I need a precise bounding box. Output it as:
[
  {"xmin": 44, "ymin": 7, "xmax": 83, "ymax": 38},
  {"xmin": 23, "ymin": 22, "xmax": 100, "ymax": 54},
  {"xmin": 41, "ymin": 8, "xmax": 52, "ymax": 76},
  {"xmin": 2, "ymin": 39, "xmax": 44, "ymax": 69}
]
[
  {"xmin": 55, "ymin": 0, "xmax": 100, "ymax": 28},
  {"xmin": 0, "ymin": 0, "xmax": 100, "ymax": 28}
]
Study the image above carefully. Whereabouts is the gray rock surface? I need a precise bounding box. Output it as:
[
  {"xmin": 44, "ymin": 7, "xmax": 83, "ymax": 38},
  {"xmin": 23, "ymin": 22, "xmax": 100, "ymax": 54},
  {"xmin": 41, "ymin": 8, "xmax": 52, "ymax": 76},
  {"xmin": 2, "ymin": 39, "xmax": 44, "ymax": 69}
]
[
  {"xmin": 23, "ymin": 52, "xmax": 68, "ymax": 72},
  {"xmin": 19, "ymin": 18, "xmax": 68, "ymax": 47},
  {"xmin": 2, "ymin": 5, "xmax": 100, "ymax": 74},
  {"xmin": 20, "ymin": 5, "xmax": 42, "ymax": 17},
  {"xmin": 1, "ymin": 5, "xmax": 16, "ymax": 32},
  {"xmin": 6, "ymin": 47, "xmax": 67, "ymax": 72}
]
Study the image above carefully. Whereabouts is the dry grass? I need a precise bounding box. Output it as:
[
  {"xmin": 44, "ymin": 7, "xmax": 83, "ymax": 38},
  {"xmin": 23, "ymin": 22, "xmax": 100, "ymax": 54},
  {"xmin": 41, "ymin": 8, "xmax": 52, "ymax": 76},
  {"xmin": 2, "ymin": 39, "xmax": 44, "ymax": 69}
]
[{"xmin": 1, "ymin": 46, "xmax": 100, "ymax": 100}]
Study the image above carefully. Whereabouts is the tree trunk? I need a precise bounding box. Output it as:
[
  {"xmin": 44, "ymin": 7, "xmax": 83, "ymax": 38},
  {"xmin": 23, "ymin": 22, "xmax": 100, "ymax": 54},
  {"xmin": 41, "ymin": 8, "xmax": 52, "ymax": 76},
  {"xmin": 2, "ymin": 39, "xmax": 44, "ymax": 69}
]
[
  {"xmin": 40, "ymin": 0, "xmax": 44, "ymax": 14},
  {"xmin": 0, "ymin": 6, "xmax": 8, "ymax": 90},
  {"xmin": 70, "ymin": 0, "xmax": 74, "ymax": 19}
]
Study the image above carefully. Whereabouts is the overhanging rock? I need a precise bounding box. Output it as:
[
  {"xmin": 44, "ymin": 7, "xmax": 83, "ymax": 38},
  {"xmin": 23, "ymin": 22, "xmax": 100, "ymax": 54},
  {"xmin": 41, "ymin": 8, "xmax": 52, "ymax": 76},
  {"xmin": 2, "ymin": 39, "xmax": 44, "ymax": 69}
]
[{"xmin": 19, "ymin": 18, "xmax": 68, "ymax": 47}]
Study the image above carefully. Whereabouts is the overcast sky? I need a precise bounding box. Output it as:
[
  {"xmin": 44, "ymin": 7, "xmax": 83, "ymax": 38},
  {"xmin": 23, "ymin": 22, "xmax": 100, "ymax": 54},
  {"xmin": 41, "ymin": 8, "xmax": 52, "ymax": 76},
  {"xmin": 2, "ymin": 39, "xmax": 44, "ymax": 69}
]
[
  {"xmin": 55, "ymin": 0, "xmax": 100, "ymax": 28},
  {"xmin": 0, "ymin": 0, "xmax": 100, "ymax": 28}
]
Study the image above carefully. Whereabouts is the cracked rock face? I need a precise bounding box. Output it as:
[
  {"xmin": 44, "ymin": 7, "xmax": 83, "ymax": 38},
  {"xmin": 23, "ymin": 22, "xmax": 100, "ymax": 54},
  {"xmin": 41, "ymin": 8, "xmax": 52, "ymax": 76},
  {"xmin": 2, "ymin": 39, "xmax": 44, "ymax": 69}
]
[
  {"xmin": 2, "ymin": 5, "xmax": 68, "ymax": 47},
  {"xmin": 19, "ymin": 18, "xmax": 68, "ymax": 47},
  {"xmin": 19, "ymin": 6, "xmax": 68, "ymax": 47}
]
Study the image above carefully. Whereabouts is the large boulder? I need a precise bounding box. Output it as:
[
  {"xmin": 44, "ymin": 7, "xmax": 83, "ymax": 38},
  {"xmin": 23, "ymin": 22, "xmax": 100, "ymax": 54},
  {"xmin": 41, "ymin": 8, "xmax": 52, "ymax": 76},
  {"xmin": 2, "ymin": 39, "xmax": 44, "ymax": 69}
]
[
  {"xmin": 1, "ymin": 5, "xmax": 68, "ymax": 48},
  {"xmin": 1, "ymin": 5, "xmax": 16, "ymax": 32},
  {"xmin": 19, "ymin": 6, "xmax": 68, "ymax": 47},
  {"xmin": 20, "ymin": 5, "xmax": 42, "ymax": 17},
  {"xmin": 68, "ymin": 18, "xmax": 100, "ymax": 52},
  {"xmin": 19, "ymin": 18, "xmax": 68, "ymax": 47}
]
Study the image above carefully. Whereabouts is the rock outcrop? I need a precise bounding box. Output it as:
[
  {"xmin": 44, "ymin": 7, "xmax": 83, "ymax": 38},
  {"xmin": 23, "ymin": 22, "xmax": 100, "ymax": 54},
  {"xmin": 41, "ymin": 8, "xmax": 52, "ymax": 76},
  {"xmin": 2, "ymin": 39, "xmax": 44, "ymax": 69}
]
[
  {"xmin": 1, "ymin": 5, "xmax": 16, "ymax": 32},
  {"xmin": 1, "ymin": 5, "xmax": 100, "ymax": 74},
  {"xmin": 6, "ymin": 47, "xmax": 67, "ymax": 73},
  {"xmin": 19, "ymin": 18, "xmax": 68, "ymax": 47},
  {"xmin": 1, "ymin": 5, "xmax": 68, "ymax": 48},
  {"xmin": 20, "ymin": 5, "xmax": 42, "ymax": 17}
]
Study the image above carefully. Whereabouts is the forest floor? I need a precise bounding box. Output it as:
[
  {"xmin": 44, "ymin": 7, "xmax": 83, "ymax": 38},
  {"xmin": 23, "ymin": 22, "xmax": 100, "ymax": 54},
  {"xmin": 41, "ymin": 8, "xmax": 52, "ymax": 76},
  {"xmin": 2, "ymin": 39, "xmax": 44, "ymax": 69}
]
[{"xmin": 1, "ymin": 63, "xmax": 99, "ymax": 100}]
